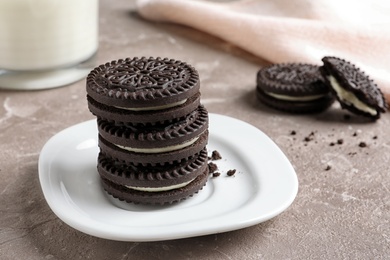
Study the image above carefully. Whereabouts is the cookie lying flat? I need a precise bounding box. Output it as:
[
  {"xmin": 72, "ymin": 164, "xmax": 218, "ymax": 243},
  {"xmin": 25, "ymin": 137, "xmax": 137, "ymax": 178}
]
[
  {"xmin": 320, "ymin": 56, "xmax": 387, "ymax": 119},
  {"xmin": 98, "ymin": 148, "xmax": 209, "ymax": 205},
  {"xmin": 97, "ymin": 105, "xmax": 209, "ymax": 165},
  {"xmin": 86, "ymin": 57, "xmax": 200, "ymax": 124},
  {"xmin": 256, "ymin": 63, "xmax": 334, "ymax": 113}
]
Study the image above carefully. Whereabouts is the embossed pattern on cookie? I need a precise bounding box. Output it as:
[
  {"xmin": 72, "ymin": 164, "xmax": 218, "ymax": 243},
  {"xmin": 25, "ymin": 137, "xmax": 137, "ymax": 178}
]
[{"xmin": 86, "ymin": 57, "xmax": 200, "ymax": 108}]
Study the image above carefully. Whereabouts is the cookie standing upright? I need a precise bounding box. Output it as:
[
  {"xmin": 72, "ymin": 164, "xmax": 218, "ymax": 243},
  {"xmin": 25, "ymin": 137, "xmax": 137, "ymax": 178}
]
[
  {"xmin": 320, "ymin": 56, "xmax": 387, "ymax": 119},
  {"xmin": 256, "ymin": 63, "xmax": 334, "ymax": 113},
  {"xmin": 86, "ymin": 57, "xmax": 209, "ymax": 205}
]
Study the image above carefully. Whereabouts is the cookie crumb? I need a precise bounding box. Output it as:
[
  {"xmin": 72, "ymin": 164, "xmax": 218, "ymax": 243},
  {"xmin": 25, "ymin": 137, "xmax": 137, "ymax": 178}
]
[
  {"xmin": 325, "ymin": 165, "xmax": 331, "ymax": 171},
  {"xmin": 358, "ymin": 142, "xmax": 367, "ymax": 148},
  {"xmin": 337, "ymin": 139, "xmax": 344, "ymax": 145},
  {"xmin": 227, "ymin": 169, "xmax": 236, "ymax": 177},
  {"xmin": 208, "ymin": 162, "xmax": 218, "ymax": 173},
  {"xmin": 211, "ymin": 150, "xmax": 222, "ymax": 160},
  {"xmin": 303, "ymin": 131, "xmax": 315, "ymax": 142},
  {"xmin": 329, "ymin": 142, "xmax": 335, "ymax": 146},
  {"xmin": 373, "ymin": 135, "xmax": 378, "ymax": 140},
  {"xmin": 212, "ymin": 172, "xmax": 221, "ymax": 177},
  {"xmin": 352, "ymin": 132, "xmax": 358, "ymax": 137},
  {"xmin": 290, "ymin": 130, "xmax": 296, "ymax": 135}
]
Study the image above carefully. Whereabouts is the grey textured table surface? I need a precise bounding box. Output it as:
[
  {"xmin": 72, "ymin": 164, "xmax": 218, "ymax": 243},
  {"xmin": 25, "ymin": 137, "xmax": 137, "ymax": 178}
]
[{"xmin": 1, "ymin": 0, "xmax": 389, "ymax": 259}]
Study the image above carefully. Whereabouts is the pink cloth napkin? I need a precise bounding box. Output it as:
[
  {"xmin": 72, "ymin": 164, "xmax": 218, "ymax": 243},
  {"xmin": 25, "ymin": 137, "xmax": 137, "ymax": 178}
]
[{"xmin": 137, "ymin": 0, "xmax": 390, "ymax": 103}]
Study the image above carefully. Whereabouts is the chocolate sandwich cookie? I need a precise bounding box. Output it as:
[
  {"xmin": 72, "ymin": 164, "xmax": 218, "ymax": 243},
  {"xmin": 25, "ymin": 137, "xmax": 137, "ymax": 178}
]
[
  {"xmin": 97, "ymin": 105, "xmax": 209, "ymax": 165},
  {"xmin": 98, "ymin": 148, "xmax": 209, "ymax": 204},
  {"xmin": 256, "ymin": 63, "xmax": 334, "ymax": 113},
  {"xmin": 101, "ymin": 170, "xmax": 209, "ymax": 205},
  {"xmin": 320, "ymin": 56, "xmax": 387, "ymax": 119},
  {"xmin": 99, "ymin": 131, "xmax": 208, "ymax": 166},
  {"xmin": 86, "ymin": 57, "xmax": 200, "ymax": 124}
]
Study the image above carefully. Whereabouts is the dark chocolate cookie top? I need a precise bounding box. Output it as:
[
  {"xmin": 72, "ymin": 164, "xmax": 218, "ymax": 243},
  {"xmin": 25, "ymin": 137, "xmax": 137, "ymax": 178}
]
[
  {"xmin": 321, "ymin": 56, "xmax": 387, "ymax": 117},
  {"xmin": 257, "ymin": 63, "xmax": 329, "ymax": 96},
  {"xmin": 86, "ymin": 57, "xmax": 200, "ymax": 108}
]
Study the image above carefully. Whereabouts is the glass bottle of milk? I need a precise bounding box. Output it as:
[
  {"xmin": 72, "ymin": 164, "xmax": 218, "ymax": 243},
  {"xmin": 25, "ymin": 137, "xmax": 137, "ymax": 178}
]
[{"xmin": 0, "ymin": 0, "xmax": 98, "ymax": 90}]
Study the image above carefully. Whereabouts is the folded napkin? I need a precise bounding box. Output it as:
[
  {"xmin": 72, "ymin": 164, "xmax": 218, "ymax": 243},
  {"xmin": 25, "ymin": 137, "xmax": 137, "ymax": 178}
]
[{"xmin": 137, "ymin": 0, "xmax": 390, "ymax": 103}]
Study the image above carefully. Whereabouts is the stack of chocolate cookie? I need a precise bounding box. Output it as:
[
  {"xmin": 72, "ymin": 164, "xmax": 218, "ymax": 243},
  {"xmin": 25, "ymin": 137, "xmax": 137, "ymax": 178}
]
[{"xmin": 86, "ymin": 57, "xmax": 209, "ymax": 204}]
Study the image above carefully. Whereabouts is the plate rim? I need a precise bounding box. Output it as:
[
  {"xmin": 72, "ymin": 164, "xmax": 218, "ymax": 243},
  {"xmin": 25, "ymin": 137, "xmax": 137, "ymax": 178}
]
[{"xmin": 38, "ymin": 113, "xmax": 298, "ymax": 241}]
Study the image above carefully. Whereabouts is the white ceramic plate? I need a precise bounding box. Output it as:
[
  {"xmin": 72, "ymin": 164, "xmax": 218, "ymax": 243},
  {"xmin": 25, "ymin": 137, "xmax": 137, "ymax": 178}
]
[{"xmin": 39, "ymin": 114, "xmax": 298, "ymax": 242}]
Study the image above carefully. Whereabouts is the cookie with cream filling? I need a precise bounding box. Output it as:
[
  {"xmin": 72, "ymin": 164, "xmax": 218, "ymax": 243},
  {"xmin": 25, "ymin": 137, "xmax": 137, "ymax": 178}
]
[
  {"xmin": 86, "ymin": 57, "xmax": 200, "ymax": 124},
  {"xmin": 97, "ymin": 148, "xmax": 209, "ymax": 205},
  {"xmin": 97, "ymin": 105, "xmax": 209, "ymax": 165},
  {"xmin": 320, "ymin": 56, "xmax": 387, "ymax": 119},
  {"xmin": 256, "ymin": 63, "xmax": 334, "ymax": 113}
]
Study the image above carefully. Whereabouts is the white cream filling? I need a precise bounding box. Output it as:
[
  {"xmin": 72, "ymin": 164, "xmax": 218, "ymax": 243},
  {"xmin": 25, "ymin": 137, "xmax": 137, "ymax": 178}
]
[
  {"xmin": 328, "ymin": 75, "xmax": 377, "ymax": 116},
  {"xmin": 115, "ymin": 99, "xmax": 187, "ymax": 111},
  {"xmin": 115, "ymin": 136, "xmax": 199, "ymax": 154},
  {"xmin": 265, "ymin": 91, "xmax": 325, "ymax": 101},
  {"xmin": 126, "ymin": 178, "xmax": 194, "ymax": 192}
]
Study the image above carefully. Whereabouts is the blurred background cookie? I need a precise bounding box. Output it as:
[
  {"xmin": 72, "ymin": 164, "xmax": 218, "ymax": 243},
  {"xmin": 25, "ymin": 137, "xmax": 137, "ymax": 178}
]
[
  {"xmin": 320, "ymin": 56, "xmax": 387, "ymax": 120},
  {"xmin": 256, "ymin": 63, "xmax": 334, "ymax": 113}
]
